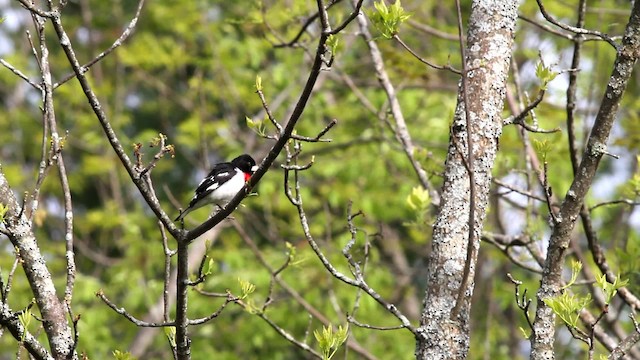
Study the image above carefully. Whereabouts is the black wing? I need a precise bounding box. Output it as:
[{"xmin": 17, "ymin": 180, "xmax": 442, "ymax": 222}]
[{"xmin": 188, "ymin": 162, "xmax": 236, "ymax": 207}]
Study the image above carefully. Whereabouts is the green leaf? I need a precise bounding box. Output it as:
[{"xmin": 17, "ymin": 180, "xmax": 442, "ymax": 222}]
[
  {"xmin": 535, "ymin": 61, "xmax": 558, "ymax": 88},
  {"xmin": 367, "ymin": 0, "xmax": 411, "ymax": 39},
  {"xmin": 203, "ymin": 258, "xmax": 215, "ymax": 276},
  {"xmin": 595, "ymin": 273, "xmax": 629, "ymax": 304},
  {"xmin": 0, "ymin": 203, "xmax": 8, "ymax": 222},
  {"xmin": 533, "ymin": 139, "xmax": 553, "ymax": 162},
  {"xmin": 314, "ymin": 324, "xmax": 349, "ymax": 360},
  {"xmin": 543, "ymin": 291, "xmax": 591, "ymax": 328},
  {"xmin": 327, "ymin": 34, "xmax": 340, "ymax": 56},
  {"xmin": 255, "ymin": 75, "xmax": 263, "ymax": 91},
  {"xmin": 561, "ymin": 260, "xmax": 582, "ymax": 290},
  {"xmin": 246, "ymin": 116, "xmax": 267, "ymax": 136},
  {"xmin": 406, "ymin": 186, "xmax": 430, "ymax": 211},
  {"xmin": 164, "ymin": 326, "xmax": 176, "ymax": 348},
  {"xmin": 238, "ymin": 278, "xmax": 256, "ymax": 299},
  {"xmin": 18, "ymin": 307, "xmax": 32, "ymax": 341},
  {"xmin": 113, "ymin": 350, "xmax": 138, "ymax": 360}
]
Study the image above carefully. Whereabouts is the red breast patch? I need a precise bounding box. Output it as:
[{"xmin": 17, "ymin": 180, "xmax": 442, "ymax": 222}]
[{"xmin": 244, "ymin": 172, "xmax": 251, "ymax": 182}]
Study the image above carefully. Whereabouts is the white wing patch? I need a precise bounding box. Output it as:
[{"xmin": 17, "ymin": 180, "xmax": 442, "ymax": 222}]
[{"xmin": 205, "ymin": 182, "xmax": 221, "ymax": 192}]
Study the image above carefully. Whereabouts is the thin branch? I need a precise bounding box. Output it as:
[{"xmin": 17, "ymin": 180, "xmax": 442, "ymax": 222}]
[
  {"xmin": 235, "ymin": 299, "xmax": 322, "ymax": 359},
  {"xmin": 0, "ymin": 59, "xmax": 41, "ymax": 89},
  {"xmin": 188, "ymin": 293, "xmax": 236, "ymax": 325},
  {"xmin": 50, "ymin": 14, "xmax": 182, "ymax": 239},
  {"xmin": 493, "ymin": 178, "xmax": 548, "ymax": 203},
  {"xmin": 159, "ymin": 220, "xmax": 174, "ymax": 324},
  {"xmin": 328, "ymin": 0, "xmax": 364, "ymax": 36},
  {"xmin": 407, "ymin": 19, "xmax": 460, "ymax": 41},
  {"xmin": 96, "ymin": 290, "xmax": 174, "ymax": 327},
  {"xmin": 291, "ymin": 119, "xmax": 337, "ymax": 142},
  {"xmin": 354, "ymin": 1, "xmax": 439, "ymax": 205},
  {"xmin": 451, "ymin": 0, "xmax": 476, "ymax": 321},
  {"xmin": 35, "ymin": 17, "xmax": 77, "ymax": 304},
  {"xmin": 53, "ymin": 0, "xmax": 146, "ymax": 88},
  {"xmin": 589, "ymin": 199, "xmax": 640, "ymax": 211},
  {"xmin": 393, "ymin": 35, "xmax": 461, "ymax": 74},
  {"xmin": 503, "ymin": 88, "xmax": 561, "ymax": 133},
  {"xmin": 1, "ymin": 255, "xmax": 20, "ymax": 302},
  {"xmin": 287, "ymin": 140, "xmax": 416, "ymax": 335},
  {"xmin": 507, "ymin": 273, "xmax": 535, "ymax": 332},
  {"xmin": 535, "ymin": 0, "xmax": 619, "ymax": 50},
  {"xmin": 608, "ymin": 313, "xmax": 640, "ymax": 359},
  {"xmin": 273, "ymin": 0, "xmax": 343, "ymax": 48},
  {"xmin": 347, "ymin": 314, "xmax": 407, "ymax": 331}
]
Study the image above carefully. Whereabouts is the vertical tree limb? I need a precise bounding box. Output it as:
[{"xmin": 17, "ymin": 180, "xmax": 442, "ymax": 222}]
[
  {"xmin": 416, "ymin": 1, "xmax": 520, "ymax": 358},
  {"xmin": 0, "ymin": 172, "xmax": 76, "ymax": 359},
  {"xmin": 530, "ymin": 2, "xmax": 640, "ymax": 359}
]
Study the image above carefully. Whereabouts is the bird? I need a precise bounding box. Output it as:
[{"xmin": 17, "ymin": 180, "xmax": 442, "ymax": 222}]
[{"xmin": 174, "ymin": 154, "xmax": 258, "ymax": 221}]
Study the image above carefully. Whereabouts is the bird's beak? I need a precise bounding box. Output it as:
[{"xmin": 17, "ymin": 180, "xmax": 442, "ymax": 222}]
[{"xmin": 251, "ymin": 165, "xmax": 259, "ymax": 173}]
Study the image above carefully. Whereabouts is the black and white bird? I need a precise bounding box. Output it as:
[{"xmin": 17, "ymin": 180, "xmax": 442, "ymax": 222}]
[{"xmin": 174, "ymin": 154, "xmax": 258, "ymax": 221}]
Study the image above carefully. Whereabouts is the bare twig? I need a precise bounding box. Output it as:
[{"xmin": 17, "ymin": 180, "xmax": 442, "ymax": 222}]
[
  {"xmin": 54, "ymin": 0, "xmax": 146, "ymax": 88},
  {"xmin": 96, "ymin": 290, "xmax": 174, "ymax": 327},
  {"xmin": 188, "ymin": 292, "xmax": 236, "ymax": 325},
  {"xmin": 503, "ymin": 88, "xmax": 561, "ymax": 133},
  {"xmin": 493, "ymin": 178, "xmax": 548, "ymax": 203},
  {"xmin": 535, "ymin": 0, "xmax": 618, "ymax": 50},
  {"xmin": 354, "ymin": 1, "xmax": 439, "ymax": 205},
  {"xmin": 589, "ymin": 199, "xmax": 640, "ymax": 211},
  {"xmin": 609, "ymin": 313, "xmax": 640, "ymax": 359},
  {"xmin": 234, "ymin": 299, "xmax": 322, "ymax": 358},
  {"xmin": 507, "ymin": 273, "xmax": 534, "ymax": 331},
  {"xmin": 451, "ymin": 0, "xmax": 476, "ymax": 321},
  {"xmin": 393, "ymin": 35, "xmax": 461, "ymax": 74},
  {"xmin": 347, "ymin": 314, "xmax": 407, "ymax": 331},
  {"xmin": 273, "ymin": 0, "xmax": 343, "ymax": 48},
  {"xmin": 0, "ymin": 59, "xmax": 41, "ymax": 89},
  {"xmin": 285, "ymin": 140, "xmax": 416, "ymax": 335}
]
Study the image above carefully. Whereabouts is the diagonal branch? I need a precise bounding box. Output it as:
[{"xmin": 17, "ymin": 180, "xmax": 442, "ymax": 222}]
[
  {"xmin": 530, "ymin": 1, "xmax": 640, "ymax": 358},
  {"xmin": 185, "ymin": 0, "xmax": 364, "ymax": 242},
  {"xmin": 354, "ymin": 3, "xmax": 440, "ymax": 206}
]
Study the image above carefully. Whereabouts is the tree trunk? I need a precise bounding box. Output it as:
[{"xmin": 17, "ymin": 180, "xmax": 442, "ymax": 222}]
[
  {"xmin": 416, "ymin": 1, "xmax": 520, "ymax": 358},
  {"xmin": 530, "ymin": 2, "xmax": 640, "ymax": 358},
  {"xmin": 0, "ymin": 172, "xmax": 76, "ymax": 359}
]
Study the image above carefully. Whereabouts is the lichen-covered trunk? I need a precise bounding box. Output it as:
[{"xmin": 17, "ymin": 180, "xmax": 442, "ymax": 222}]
[
  {"xmin": 529, "ymin": 2, "xmax": 640, "ymax": 359},
  {"xmin": 0, "ymin": 172, "xmax": 76, "ymax": 359},
  {"xmin": 416, "ymin": 1, "xmax": 520, "ymax": 359}
]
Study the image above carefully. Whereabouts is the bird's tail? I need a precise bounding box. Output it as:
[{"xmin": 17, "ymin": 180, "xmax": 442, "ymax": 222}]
[{"xmin": 174, "ymin": 207, "xmax": 191, "ymax": 222}]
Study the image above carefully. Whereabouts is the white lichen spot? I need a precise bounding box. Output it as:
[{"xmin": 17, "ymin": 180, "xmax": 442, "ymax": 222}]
[
  {"xmin": 60, "ymin": 33, "xmax": 70, "ymax": 46},
  {"xmin": 443, "ymin": 258, "xmax": 463, "ymax": 275},
  {"xmin": 590, "ymin": 142, "xmax": 607, "ymax": 156}
]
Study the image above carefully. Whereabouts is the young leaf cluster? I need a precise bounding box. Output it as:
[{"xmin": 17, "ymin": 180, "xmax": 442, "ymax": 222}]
[
  {"xmin": 367, "ymin": 0, "xmax": 411, "ymax": 39},
  {"xmin": 314, "ymin": 324, "xmax": 348, "ymax": 360}
]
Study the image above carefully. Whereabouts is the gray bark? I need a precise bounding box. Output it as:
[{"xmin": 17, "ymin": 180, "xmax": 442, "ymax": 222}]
[
  {"xmin": 0, "ymin": 172, "xmax": 76, "ymax": 359},
  {"xmin": 416, "ymin": 1, "xmax": 520, "ymax": 358},
  {"xmin": 530, "ymin": 2, "xmax": 640, "ymax": 358}
]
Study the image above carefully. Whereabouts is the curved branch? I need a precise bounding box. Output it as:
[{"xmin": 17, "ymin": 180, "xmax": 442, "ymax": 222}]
[
  {"xmin": 53, "ymin": 0, "xmax": 145, "ymax": 88},
  {"xmin": 354, "ymin": 5, "xmax": 440, "ymax": 206},
  {"xmin": 535, "ymin": 0, "xmax": 619, "ymax": 49},
  {"xmin": 530, "ymin": 1, "xmax": 640, "ymax": 357}
]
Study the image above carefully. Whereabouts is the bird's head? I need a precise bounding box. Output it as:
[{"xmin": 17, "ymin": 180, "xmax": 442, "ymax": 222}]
[{"xmin": 232, "ymin": 154, "xmax": 258, "ymax": 174}]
